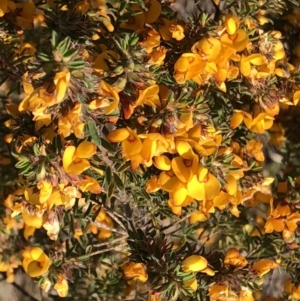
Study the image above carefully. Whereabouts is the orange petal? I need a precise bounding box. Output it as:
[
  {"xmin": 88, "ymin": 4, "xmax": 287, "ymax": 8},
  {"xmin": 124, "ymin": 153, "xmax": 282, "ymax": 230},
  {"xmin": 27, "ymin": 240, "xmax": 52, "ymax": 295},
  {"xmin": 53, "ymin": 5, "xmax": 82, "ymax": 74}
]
[
  {"xmin": 107, "ymin": 128, "xmax": 130, "ymax": 142},
  {"xmin": 154, "ymin": 155, "xmax": 171, "ymax": 171},
  {"xmin": 171, "ymin": 157, "xmax": 190, "ymax": 183},
  {"xmin": 67, "ymin": 159, "xmax": 90, "ymax": 175},
  {"xmin": 74, "ymin": 141, "xmax": 97, "ymax": 158},
  {"xmin": 170, "ymin": 185, "xmax": 188, "ymax": 207},
  {"xmin": 63, "ymin": 146, "xmax": 76, "ymax": 171}
]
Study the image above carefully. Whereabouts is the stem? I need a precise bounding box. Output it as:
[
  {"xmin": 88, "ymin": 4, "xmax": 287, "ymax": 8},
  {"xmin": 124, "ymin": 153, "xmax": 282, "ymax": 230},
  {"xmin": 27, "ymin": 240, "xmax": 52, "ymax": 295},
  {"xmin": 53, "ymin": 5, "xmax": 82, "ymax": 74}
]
[
  {"xmin": 89, "ymin": 243, "xmax": 128, "ymax": 257},
  {"xmin": 92, "ymin": 235, "xmax": 128, "ymax": 248}
]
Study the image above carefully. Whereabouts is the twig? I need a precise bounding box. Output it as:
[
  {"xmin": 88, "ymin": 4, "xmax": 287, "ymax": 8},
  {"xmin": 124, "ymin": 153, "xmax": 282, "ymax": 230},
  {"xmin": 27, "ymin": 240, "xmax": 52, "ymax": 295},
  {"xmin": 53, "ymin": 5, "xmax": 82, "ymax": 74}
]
[
  {"xmin": 160, "ymin": 213, "xmax": 193, "ymax": 232},
  {"xmin": 92, "ymin": 235, "xmax": 128, "ymax": 248},
  {"xmin": 89, "ymin": 243, "xmax": 128, "ymax": 257},
  {"xmin": 89, "ymin": 219, "xmax": 127, "ymax": 235}
]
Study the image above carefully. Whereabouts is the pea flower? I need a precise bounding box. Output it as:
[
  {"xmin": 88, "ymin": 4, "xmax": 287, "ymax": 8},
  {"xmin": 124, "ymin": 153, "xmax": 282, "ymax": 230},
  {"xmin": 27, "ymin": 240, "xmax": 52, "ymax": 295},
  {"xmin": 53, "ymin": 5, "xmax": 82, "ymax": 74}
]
[
  {"xmin": 22, "ymin": 247, "xmax": 51, "ymax": 277},
  {"xmin": 63, "ymin": 141, "xmax": 97, "ymax": 175},
  {"xmin": 181, "ymin": 255, "xmax": 208, "ymax": 272},
  {"xmin": 54, "ymin": 275, "xmax": 69, "ymax": 297},
  {"xmin": 123, "ymin": 262, "xmax": 148, "ymax": 282},
  {"xmin": 251, "ymin": 259, "xmax": 277, "ymax": 277}
]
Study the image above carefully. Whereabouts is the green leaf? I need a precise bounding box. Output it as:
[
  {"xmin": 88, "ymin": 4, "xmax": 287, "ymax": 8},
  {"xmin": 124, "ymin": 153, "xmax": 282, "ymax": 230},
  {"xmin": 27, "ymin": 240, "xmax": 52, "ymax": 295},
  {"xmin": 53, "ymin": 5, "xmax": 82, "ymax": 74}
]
[
  {"xmin": 68, "ymin": 60, "xmax": 86, "ymax": 70},
  {"xmin": 57, "ymin": 37, "xmax": 71, "ymax": 55},
  {"xmin": 117, "ymin": 161, "xmax": 131, "ymax": 173},
  {"xmin": 38, "ymin": 52, "xmax": 51, "ymax": 62},
  {"xmin": 78, "ymin": 254, "xmax": 90, "ymax": 261},
  {"xmin": 105, "ymin": 166, "xmax": 112, "ymax": 185},
  {"xmin": 15, "ymin": 159, "xmax": 29, "ymax": 168},
  {"xmin": 113, "ymin": 173, "xmax": 124, "ymax": 190},
  {"xmin": 100, "ymin": 138, "xmax": 116, "ymax": 152},
  {"xmin": 87, "ymin": 120, "xmax": 101, "ymax": 147},
  {"xmin": 51, "ymin": 30, "xmax": 58, "ymax": 48},
  {"xmin": 19, "ymin": 163, "xmax": 33, "ymax": 175},
  {"xmin": 107, "ymin": 181, "xmax": 115, "ymax": 199},
  {"xmin": 85, "ymin": 245, "xmax": 92, "ymax": 255},
  {"xmin": 63, "ymin": 48, "xmax": 78, "ymax": 62}
]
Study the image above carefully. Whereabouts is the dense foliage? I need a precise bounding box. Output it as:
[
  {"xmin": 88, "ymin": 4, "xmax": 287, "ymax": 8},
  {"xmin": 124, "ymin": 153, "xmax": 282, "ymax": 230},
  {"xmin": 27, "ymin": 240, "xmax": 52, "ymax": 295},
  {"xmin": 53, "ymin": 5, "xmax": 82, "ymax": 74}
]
[{"xmin": 1, "ymin": 0, "xmax": 300, "ymax": 300}]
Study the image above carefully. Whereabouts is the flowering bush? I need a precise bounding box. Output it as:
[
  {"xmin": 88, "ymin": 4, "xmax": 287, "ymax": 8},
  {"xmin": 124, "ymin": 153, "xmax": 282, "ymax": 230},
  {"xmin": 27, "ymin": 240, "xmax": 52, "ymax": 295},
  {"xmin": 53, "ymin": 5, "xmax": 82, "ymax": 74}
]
[{"xmin": 1, "ymin": 0, "xmax": 300, "ymax": 300}]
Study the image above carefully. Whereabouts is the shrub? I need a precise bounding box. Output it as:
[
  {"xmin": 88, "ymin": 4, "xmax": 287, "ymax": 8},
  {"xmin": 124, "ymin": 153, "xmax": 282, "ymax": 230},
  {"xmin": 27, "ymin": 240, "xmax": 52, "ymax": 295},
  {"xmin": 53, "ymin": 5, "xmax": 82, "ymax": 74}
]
[{"xmin": 1, "ymin": 0, "xmax": 300, "ymax": 300}]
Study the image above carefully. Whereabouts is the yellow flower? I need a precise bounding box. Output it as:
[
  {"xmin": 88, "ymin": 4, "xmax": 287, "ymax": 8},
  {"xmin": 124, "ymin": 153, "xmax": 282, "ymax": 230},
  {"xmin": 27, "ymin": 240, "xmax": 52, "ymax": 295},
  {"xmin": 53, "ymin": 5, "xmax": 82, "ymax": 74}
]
[
  {"xmin": 78, "ymin": 176, "xmax": 102, "ymax": 194},
  {"xmin": 63, "ymin": 141, "xmax": 97, "ymax": 175},
  {"xmin": 251, "ymin": 259, "xmax": 277, "ymax": 277},
  {"xmin": 89, "ymin": 81, "xmax": 120, "ymax": 115},
  {"xmin": 230, "ymin": 110, "xmax": 274, "ymax": 134},
  {"xmin": 190, "ymin": 210, "xmax": 208, "ymax": 224},
  {"xmin": 174, "ymin": 53, "xmax": 205, "ymax": 84},
  {"xmin": 243, "ymin": 139, "xmax": 265, "ymax": 162},
  {"xmin": 120, "ymin": 0, "xmax": 160, "ymax": 31},
  {"xmin": 22, "ymin": 247, "xmax": 51, "ymax": 277},
  {"xmin": 181, "ymin": 255, "xmax": 208, "ymax": 272},
  {"xmin": 120, "ymin": 4, "xmax": 145, "ymax": 31},
  {"xmin": 58, "ymin": 103, "xmax": 85, "ymax": 139},
  {"xmin": 209, "ymin": 283, "xmax": 229, "ymax": 301},
  {"xmin": 53, "ymin": 70, "xmax": 71, "ymax": 103},
  {"xmin": 19, "ymin": 70, "xmax": 70, "ymax": 114},
  {"xmin": 169, "ymin": 23, "xmax": 185, "ymax": 41},
  {"xmin": 192, "ymin": 37, "xmax": 222, "ymax": 62},
  {"xmin": 220, "ymin": 25, "xmax": 249, "ymax": 52},
  {"xmin": 22, "ymin": 209, "xmax": 45, "ymax": 229},
  {"xmin": 141, "ymin": 28, "xmax": 161, "ymax": 53},
  {"xmin": 0, "ymin": 257, "xmax": 20, "ymax": 283},
  {"xmin": 224, "ymin": 248, "xmax": 248, "ymax": 268},
  {"xmin": 240, "ymin": 54, "xmax": 267, "ymax": 77},
  {"xmin": 123, "ymin": 262, "xmax": 148, "ymax": 282},
  {"xmin": 107, "ymin": 127, "xmax": 142, "ymax": 157},
  {"xmin": 238, "ymin": 289, "xmax": 254, "ymax": 301},
  {"xmin": 225, "ymin": 16, "xmax": 239, "ymax": 35},
  {"xmin": 187, "ymin": 166, "xmax": 221, "ymax": 201},
  {"xmin": 37, "ymin": 181, "xmax": 53, "ymax": 204},
  {"xmin": 285, "ymin": 279, "xmax": 300, "ymax": 299},
  {"xmin": 74, "ymin": 0, "xmax": 90, "ymax": 14},
  {"xmin": 146, "ymin": 176, "xmax": 161, "ymax": 193},
  {"xmin": 135, "ymin": 85, "xmax": 160, "ymax": 107},
  {"xmin": 171, "ymin": 147, "xmax": 199, "ymax": 184},
  {"xmin": 159, "ymin": 18, "xmax": 176, "ymax": 41},
  {"xmin": 149, "ymin": 46, "xmax": 167, "ymax": 66},
  {"xmin": 54, "ymin": 275, "xmax": 69, "ymax": 297}
]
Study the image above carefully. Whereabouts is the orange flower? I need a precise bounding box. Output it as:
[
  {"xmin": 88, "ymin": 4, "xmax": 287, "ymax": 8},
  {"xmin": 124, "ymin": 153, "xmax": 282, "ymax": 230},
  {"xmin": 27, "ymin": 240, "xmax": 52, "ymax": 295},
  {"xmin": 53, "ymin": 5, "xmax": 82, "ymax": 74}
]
[
  {"xmin": 174, "ymin": 53, "xmax": 205, "ymax": 84},
  {"xmin": 251, "ymin": 259, "xmax": 277, "ymax": 277},
  {"xmin": 192, "ymin": 37, "xmax": 222, "ymax": 62},
  {"xmin": 169, "ymin": 23, "xmax": 185, "ymax": 41},
  {"xmin": 224, "ymin": 248, "xmax": 248, "ymax": 268},
  {"xmin": 89, "ymin": 80, "xmax": 120, "ymax": 115},
  {"xmin": 22, "ymin": 247, "xmax": 51, "ymax": 277},
  {"xmin": 123, "ymin": 262, "xmax": 148, "ymax": 282},
  {"xmin": 107, "ymin": 127, "xmax": 142, "ymax": 157},
  {"xmin": 181, "ymin": 255, "xmax": 208, "ymax": 272},
  {"xmin": 63, "ymin": 141, "xmax": 97, "ymax": 175},
  {"xmin": 54, "ymin": 275, "xmax": 69, "ymax": 297},
  {"xmin": 187, "ymin": 166, "xmax": 221, "ymax": 201}
]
